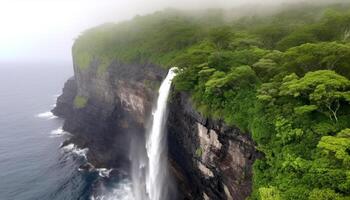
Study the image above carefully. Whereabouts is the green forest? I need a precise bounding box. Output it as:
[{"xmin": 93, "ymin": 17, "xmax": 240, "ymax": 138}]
[{"xmin": 73, "ymin": 2, "xmax": 350, "ymax": 200}]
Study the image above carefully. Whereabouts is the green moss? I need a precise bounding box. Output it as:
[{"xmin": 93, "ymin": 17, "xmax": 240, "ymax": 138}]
[
  {"xmin": 74, "ymin": 96, "xmax": 87, "ymax": 109},
  {"xmin": 195, "ymin": 148, "xmax": 203, "ymax": 157}
]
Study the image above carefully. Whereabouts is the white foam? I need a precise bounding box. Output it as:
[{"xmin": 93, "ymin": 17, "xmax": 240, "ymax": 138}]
[
  {"xmin": 61, "ymin": 143, "xmax": 88, "ymax": 160},
  {"xmin": 61, "ymin": 143, "xmax": 75, "ymax": 151},
  {"xmin": 50, "ymin": 127, "xmax": 71, "ymax": 138},
  {"xmin": 96, "ymin": 168, "xmax": 113, "ymax": 178},
  {"xmin": 90, "ymin": 179, "xmax": 134, "ymax": 200},
  {"xmin": 36, "ymin": 111, "xmax": 57, "ymax": 119},
  {"xmin": 51, "ymin": 127, "xmax": 64, "ymax": 135}
]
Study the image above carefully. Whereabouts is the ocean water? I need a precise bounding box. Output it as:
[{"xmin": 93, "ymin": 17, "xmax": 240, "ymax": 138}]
[{"xmin": 0, "ymin": 63, "xmax": 132, "ymax": 200}]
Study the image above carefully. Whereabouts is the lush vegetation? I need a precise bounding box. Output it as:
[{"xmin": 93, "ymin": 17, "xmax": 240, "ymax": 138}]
[
  {"xmin": 73, "ymin": 2, "xmax": 350, "ymax": 199},
  {"xmin": 74, "ymin": 96, "xmax": 88, "ymax": 109}
]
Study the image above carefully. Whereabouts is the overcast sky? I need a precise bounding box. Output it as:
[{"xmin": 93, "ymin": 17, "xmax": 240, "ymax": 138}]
[{"xmin": 0, "ymin": 0, "xmax": 337, "ymax": 63}]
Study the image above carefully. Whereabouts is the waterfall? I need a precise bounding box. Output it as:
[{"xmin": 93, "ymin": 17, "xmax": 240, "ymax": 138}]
[{"xmin": 145, "ymin": 68, "xmax": 176, "ymax": 200}]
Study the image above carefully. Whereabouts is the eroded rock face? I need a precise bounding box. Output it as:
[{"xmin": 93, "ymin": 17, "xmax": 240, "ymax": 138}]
[
  {"xmin": 167, "ymin": 92, "xmax": 261, "ymax": 200},
  {"xmin": 52, "ymin": 60, "xmax": 166, "ymax": 169}
]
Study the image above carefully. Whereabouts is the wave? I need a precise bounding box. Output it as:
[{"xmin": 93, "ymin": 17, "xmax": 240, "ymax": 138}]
[
  {"xmin": 61, "ymin": 143, "xmax": 89, "ymax": 160},
  {"xmin": 36, "ymin": 111, "xmax": 57, "ymax": 119},
  {"xmin": 50, "ymin": 127, "xmax": 71, "ymax": 138},
  {"xmin": 90, "ymin": 179, "xmax": 134, "ymax": 200},
  {"xmin": 96, "ymin": 168, "xmax": 113, "ymax": 178}
]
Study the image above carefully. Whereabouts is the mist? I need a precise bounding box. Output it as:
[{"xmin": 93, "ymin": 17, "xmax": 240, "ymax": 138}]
[{"xmin": 0, "ymin": 0, "xmax": 345, "ymax": 63}]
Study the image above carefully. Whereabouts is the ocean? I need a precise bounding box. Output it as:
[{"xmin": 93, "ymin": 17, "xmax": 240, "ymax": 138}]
[{"xmin": 0, "ymin": 63, "xmax": 132, "ymax": 200}]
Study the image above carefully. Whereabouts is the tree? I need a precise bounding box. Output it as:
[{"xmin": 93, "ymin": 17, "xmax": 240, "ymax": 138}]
[
  {"xmin": 259, "ymin": 186, "xmax": 282, "ymax": 200},
  {"xmin": 308, "ymin": 189, "xmax": 345, "ymax": 200},
  {"xmin": 252, "ymin": 58, "xmax": 280, "ymax": 82},
  {"xmin": 209, "ymin": 26, "xmax": 233, "ymax": 49},
  {"xmin": 279, "ymin": 70, "xmax": 350, "ymax": 122},
  {"xmin": 205, "ymin": 65, "xmax": 258, "ymax": 94},
  {"xmin": 313, "ymin": 9, "xmax": 350, "ymax": 41},
  {"xmin": 277, "ymin": 30, "xmax": 318, "ymax": 51},
  {"xmin": 207, "ymin": 47, "xmax": 268, "ymax": 72},
  {"xmin": 254, "ymin": 25, "xmax": 291, "ymax": 49},
  {"xmin": 282, "ymin": 42, "xmax": 350, "ymax": 78},
  {"xmin": 317, "ymin": 129, "xmax": 350, "ymax": 166}
]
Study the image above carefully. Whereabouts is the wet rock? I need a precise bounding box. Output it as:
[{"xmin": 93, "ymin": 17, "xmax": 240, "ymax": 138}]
[
  {"xmin": 167, "ymin": 91, "xmax": 261, "ymax": 200},
  {"xmin": 79, "ymin": 162, "xmax": 95, "ymax": 172}
]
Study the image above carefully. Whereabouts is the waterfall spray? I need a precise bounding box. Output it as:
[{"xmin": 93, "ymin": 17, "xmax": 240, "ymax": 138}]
[{"xmin": 145, "ymin": 68, "xmax": 176, "ymax": 200}]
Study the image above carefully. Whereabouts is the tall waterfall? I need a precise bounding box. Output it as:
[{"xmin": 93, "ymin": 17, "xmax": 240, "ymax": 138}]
[{"xmin": 145, "ymin": 68, "xmax": 176, "ymax": 200}]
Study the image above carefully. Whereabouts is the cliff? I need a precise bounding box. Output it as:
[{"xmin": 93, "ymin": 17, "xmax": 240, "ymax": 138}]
[
  {"xmin": 53, "ymin": 59, "xmax": 259, "ymax": 200},
  {"xmin": 53, "ymin": 60, "xmax": 166, "ymax": 169},
  {"xmin": 167, "ymin": 92, "xmax": 260, "ymax": 200}
]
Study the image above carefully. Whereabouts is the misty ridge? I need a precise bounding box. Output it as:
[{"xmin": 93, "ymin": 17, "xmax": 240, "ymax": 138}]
[
  {"xmin": 74, "ymin": 0, "xmax": 350, "ymax": 43},
  {"xmin": 80, "ymin": 0, "xmax": 349, "ymax": 28},
  {"xmin": 73, "ymin": 0, "xmax": 350, "ymax": 68},
  {"xmin": 0, "ymin": 0, "xmax": 346, "ymax": 62}
]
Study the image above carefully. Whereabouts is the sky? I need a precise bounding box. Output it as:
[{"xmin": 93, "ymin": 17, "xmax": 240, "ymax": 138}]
[{"xmin": 0, "ymin": 0, "xmax": 337, "ymax": 63}]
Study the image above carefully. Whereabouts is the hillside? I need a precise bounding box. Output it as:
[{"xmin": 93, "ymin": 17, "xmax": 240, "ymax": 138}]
[{"xmin": 70, "ymin": 2, "xmax": 350, "ymax": 200}]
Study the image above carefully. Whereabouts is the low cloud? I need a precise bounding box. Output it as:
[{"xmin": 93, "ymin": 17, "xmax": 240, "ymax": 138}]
[{"xmin": 0, "ymin": 0, "xmax": 346, "ymax": 63}]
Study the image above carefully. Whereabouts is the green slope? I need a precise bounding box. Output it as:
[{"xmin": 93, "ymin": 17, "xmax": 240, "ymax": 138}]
[{"xmin": 73, "ymin": 3, "xmax": 350, "ymax": 199}]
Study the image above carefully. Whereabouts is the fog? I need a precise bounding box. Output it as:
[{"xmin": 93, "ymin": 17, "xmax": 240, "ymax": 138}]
[{"xmin": 0, "ymin": 0, "xmax": 344, "ymax": 63}]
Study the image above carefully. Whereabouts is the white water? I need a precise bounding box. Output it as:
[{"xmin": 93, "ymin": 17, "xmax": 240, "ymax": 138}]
[
  {"xmin": 91, "ymin": 179, "xmax": 134, "ymax": 200},
  {"xmin": 36, "ymin": 111, "xmax": 58, "ymax": 119},
  {"xmin": 96, "ymin": 168, "xmax": 113, "ymax": 178},
  {"xmin": 61, "ymin": 143, "xmax": 89, "ymax": 160},
  {"xmin": 145, "ymin": 68, "xmax": 176, "ymax": 200}
]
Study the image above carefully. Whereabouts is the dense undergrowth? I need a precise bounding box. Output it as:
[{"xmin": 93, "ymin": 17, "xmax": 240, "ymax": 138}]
[{"xmin": 73, "ymin": 2, "xmax": 350, "ymax": 199}]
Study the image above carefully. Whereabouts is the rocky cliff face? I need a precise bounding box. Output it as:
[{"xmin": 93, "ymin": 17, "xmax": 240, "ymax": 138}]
[
  {"xmin": 53, "ymin": 60, "xmax": 259, "ymax": 199},
  {"xmin": 53, "ymin": 60, "xmax": 166, "ymax": 169},
  {"xmin": 167, "ymin": 92, "xmax": 260, "ymax": 200}
]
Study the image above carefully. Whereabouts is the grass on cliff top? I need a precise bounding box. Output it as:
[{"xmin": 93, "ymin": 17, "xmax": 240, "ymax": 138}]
[{"xmin": 72, "ymin": 9, "xmax": 227, "ymax": 70}]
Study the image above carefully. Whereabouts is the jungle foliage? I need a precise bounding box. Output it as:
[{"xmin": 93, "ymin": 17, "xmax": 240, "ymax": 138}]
[{"xmin": 73, "ymin": 2, "xmax": 350, "ymax": 199}]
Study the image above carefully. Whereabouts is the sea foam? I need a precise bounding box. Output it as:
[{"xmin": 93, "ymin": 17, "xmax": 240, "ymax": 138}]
[
  {"xmin": 61, "ymin": 143, "xmax": 88, "ymax": 160},
  {"xmin": 90, "ymin": 179, "xmax": 134, "ymax": 200},
  {"xmin": 36, "ymin": 111, "xmax": 57, "ymax": 119},
  {"xmin": 96, "ymin": 168, "xmax": 113, "ymax": 178},
  {"xmin": 50, "ymin": 127, "xmax": 71, "ymax": 138}
]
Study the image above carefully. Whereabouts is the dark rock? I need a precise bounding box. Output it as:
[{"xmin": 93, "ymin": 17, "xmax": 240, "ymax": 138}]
[
  {"xmin": 79, "ymin": 162, "xmax": 95, "ymax": 172},
  {"xmin": 167, "ymin": 91, "xmax": 261, "ymax": 200},
  {"xmin": 53, "ymin": 61, "xmax": 166, "ymax": 170}
]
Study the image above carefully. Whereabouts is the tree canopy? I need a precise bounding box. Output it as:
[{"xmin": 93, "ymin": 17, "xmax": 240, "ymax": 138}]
[{"xmin": 73, "ymin": 3, "xmax": 350, "ymax": 199}]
